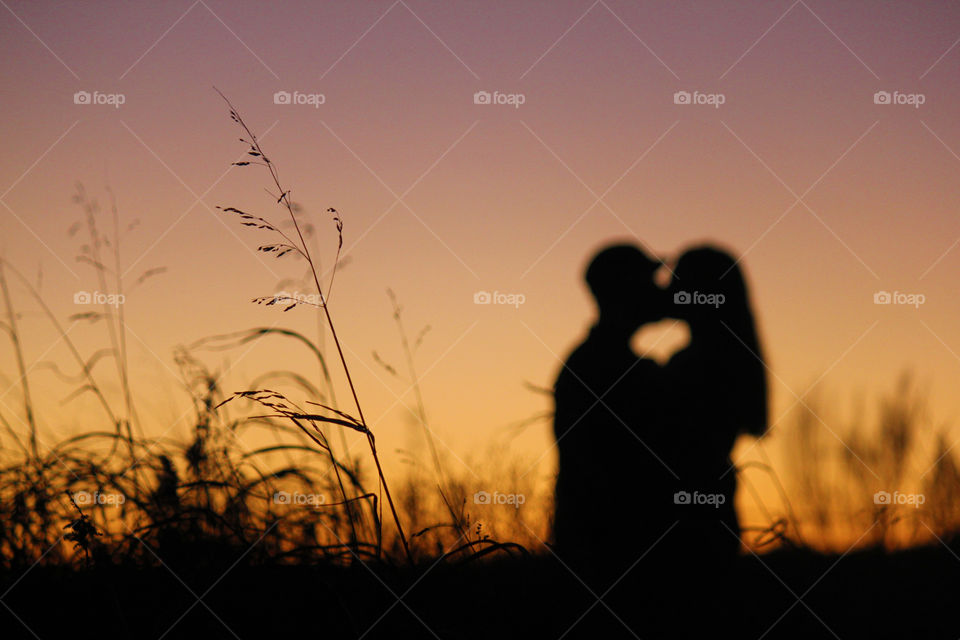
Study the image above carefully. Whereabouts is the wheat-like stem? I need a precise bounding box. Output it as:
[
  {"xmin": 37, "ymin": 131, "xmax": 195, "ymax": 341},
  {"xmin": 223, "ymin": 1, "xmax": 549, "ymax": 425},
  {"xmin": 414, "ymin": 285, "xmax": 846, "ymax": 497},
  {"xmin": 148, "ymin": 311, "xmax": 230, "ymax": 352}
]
[{"xmin": 216, "ymin": 89, "xmax": 412, "ymax": 563}]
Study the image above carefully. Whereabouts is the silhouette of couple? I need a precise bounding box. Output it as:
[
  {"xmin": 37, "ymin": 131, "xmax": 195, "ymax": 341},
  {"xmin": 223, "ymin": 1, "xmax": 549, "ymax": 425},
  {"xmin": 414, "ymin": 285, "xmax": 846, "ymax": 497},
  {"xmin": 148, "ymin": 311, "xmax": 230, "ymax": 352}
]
[{"xmin": 553, "ymin": 242, "xmax": 768, "ymax": 628}]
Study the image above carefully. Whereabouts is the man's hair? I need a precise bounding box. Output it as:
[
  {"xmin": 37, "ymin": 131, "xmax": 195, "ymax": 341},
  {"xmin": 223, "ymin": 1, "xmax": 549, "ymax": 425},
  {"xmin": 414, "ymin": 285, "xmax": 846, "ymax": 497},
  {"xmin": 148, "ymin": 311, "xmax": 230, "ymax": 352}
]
[{"xmin": 585, "ymin": 244, "xmax": 660, "ymax": 305}]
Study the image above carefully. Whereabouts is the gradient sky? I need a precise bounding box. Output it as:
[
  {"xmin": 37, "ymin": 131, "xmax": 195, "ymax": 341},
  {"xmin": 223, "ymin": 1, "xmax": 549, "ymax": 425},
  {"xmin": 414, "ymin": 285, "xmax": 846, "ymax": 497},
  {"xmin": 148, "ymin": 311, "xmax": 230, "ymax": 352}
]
[{"xmin": 2, "ymin": 0, "xmax": 960, "ymax": 539}]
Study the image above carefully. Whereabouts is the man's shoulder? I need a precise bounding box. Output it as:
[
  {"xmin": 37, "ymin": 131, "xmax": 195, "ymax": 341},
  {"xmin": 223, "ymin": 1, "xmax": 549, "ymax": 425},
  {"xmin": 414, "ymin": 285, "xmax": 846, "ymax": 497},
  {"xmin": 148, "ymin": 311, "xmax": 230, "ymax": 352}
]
[
  {"xmin": 554, "ymin": 343, "xmax": 588, "ymax": 390},
  {"xmin": 555, "ymin": 339, "xmax": 660, "ymax": 389}
]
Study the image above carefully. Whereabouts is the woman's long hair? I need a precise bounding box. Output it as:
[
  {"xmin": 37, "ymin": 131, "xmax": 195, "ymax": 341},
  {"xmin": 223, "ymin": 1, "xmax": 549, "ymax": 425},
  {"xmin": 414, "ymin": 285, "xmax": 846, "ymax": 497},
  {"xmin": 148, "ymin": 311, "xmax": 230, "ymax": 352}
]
[{"xmin": 672, "ymin": 246, "xmax": 768, "ymax": 438}]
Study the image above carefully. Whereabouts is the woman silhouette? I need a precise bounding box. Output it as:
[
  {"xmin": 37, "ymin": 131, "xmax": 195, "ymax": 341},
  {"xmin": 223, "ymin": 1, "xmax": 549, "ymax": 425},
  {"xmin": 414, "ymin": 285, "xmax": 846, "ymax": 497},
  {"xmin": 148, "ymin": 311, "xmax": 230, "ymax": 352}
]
[{"xmin": 663, "ymin": 245, "xmax": 768, "ymax": 565}]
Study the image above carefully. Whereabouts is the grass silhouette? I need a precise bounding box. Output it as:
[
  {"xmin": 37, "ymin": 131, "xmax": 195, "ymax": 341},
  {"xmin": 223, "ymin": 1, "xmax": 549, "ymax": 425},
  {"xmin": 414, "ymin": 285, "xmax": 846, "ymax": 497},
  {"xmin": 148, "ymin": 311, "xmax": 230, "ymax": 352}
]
[{"xmin": 0, "ymin": 95, "xmax": 957, "ymax": 639}]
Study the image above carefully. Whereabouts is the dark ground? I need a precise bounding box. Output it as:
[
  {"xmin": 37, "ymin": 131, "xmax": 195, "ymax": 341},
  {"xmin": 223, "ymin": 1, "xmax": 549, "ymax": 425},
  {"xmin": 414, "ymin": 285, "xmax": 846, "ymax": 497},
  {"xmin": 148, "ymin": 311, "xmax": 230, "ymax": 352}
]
[{"xmin": 1, "ymin": 544, "xmax": 955, "ymax": 639}]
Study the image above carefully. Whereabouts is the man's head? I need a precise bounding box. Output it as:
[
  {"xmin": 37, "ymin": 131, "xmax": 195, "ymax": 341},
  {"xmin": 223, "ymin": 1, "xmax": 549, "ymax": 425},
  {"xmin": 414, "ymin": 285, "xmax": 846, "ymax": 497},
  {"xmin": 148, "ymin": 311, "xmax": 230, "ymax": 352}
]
[{"xmin": 585, "ymin": 243, "xmax": 664, "ymax": 333}]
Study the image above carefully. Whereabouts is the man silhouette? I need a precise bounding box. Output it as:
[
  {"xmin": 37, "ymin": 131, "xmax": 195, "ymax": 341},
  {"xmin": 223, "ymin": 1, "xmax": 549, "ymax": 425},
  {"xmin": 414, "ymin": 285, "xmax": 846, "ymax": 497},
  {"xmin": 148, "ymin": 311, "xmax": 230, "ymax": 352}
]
[{"xmin": 553, "ymin": 243, "xmax": 670, "ymax": 587}]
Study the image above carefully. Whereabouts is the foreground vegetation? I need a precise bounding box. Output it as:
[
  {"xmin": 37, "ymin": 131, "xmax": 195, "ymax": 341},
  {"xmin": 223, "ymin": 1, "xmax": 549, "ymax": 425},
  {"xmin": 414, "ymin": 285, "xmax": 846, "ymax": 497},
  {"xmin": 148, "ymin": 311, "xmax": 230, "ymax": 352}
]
[{"xmin": 0, "ymin": 95, "xmax": 958, "ymax": 638}]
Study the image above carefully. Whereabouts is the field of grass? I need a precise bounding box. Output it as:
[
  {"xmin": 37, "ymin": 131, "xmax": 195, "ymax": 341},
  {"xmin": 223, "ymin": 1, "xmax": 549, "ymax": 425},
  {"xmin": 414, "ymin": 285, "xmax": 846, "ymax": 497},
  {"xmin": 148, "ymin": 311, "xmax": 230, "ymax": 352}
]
[{"xmin": 1, "ymin": 96, "xmax": 958, "ymax": 639}]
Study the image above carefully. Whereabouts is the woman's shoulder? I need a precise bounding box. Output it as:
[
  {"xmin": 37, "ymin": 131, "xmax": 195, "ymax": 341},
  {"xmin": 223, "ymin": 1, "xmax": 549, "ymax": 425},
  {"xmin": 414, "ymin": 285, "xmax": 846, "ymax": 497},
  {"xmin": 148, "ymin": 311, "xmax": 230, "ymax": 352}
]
[{"xmin": 662, "ymin": 346, "xmax": 718, "ymax": 391}]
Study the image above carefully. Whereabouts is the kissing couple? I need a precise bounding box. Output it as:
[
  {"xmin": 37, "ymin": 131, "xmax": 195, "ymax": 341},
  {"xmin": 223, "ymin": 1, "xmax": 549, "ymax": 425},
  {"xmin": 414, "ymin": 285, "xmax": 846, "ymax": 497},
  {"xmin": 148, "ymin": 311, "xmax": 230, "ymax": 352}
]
[{"xmin": 552, "ymin": 242, "xmax": 769, "ymax": 605}]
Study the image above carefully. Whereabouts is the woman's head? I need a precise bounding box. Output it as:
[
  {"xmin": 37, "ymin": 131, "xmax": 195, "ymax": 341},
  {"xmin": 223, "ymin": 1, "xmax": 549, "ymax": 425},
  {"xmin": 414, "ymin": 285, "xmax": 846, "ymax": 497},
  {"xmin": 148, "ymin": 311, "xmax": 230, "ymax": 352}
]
[
  {"xmin": 668, "ymin": 245, "xmax": 768, "ymax": 437},
  {"xmin": 668, "ymin": 247, "xmax": 747, "ymax": 331}
]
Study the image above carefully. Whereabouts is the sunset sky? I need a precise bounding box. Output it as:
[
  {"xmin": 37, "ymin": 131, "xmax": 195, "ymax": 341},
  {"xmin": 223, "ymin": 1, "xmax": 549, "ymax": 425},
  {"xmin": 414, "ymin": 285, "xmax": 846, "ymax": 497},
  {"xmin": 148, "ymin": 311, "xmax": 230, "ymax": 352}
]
[{"xmin": 2, "ymin": 0, "xmax": 960, "ymax": 538}]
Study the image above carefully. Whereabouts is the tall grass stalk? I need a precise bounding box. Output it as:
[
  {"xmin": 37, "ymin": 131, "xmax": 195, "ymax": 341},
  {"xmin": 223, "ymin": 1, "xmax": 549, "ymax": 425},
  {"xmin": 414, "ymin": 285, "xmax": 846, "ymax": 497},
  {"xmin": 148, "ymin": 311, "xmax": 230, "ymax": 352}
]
[
  {"xmin": 215, "ymin": 89, "xmax": 412, "ymax": 562},
  {"xmin": 72, "ymin": 187, "xmax": 137, "ymax": 457},
  {"xmin": 0, "ymin": 261, "xmax": 38, "ymax": 459},
  {"xmin": 0, "ymin": 258, "xmax": 118, "ymax": 429},
  {"xmin": 383, "ymin": 289, "xmax": 467, "ymax": 541},
  {"xmin": 107, "ymin": 188, "xmax": 139, "ymax": 446}
]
